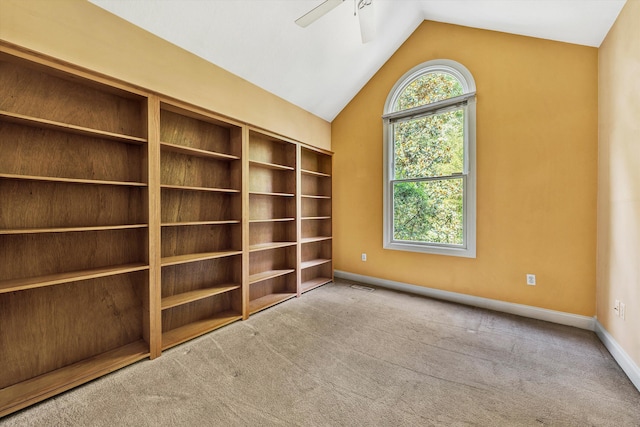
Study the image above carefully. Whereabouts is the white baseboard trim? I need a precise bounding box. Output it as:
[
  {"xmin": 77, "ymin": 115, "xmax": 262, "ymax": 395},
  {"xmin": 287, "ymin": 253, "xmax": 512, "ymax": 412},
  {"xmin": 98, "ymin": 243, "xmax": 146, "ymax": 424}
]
[
  {"xmin": 333, "ymin": 270, "xmax": 640, "ymax": 393},
  {"xmin": 334, "ymin": 270, "xmax": 596, "ymax": 331},
  {"xmin": 594, "ymin": 320, "xmax": 640, "ymax": 392}
]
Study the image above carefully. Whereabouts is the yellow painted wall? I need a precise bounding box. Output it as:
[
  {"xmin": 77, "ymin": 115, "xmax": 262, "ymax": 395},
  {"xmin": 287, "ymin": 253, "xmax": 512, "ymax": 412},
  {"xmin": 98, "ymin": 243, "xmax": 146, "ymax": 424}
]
[
  {"xmin": 332, "ymin": 21, "xmax": 598, "ymax": 315},
  {"xmin": 0, "ymin": 0, "xmax": 331, "ymax": 150},
  {"xmin": 597, "ymin": 0, "xmax": 640, "ymax": 367}
]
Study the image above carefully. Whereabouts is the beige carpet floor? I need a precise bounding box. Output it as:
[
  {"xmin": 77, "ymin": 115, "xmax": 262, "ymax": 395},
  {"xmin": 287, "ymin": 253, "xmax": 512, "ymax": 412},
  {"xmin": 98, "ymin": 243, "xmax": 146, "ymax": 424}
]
[{"xmin": 2, "ymin": 279, "xmax": 639, "ymax": 426}]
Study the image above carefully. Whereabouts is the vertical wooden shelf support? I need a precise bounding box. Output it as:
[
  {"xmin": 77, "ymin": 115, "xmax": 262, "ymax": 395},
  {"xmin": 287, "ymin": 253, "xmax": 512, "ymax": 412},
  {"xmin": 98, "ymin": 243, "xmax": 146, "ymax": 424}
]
[
  {"xmin": 242, "ymin": 126, "xmax": 251, "ymax": 320},
  {"xmin": 146, "ymin": 95, "xmax": 162, "ymax": 359},
  {"xmin": 296, "ymin": 144, "xmax": 303, "ymax": 297}
]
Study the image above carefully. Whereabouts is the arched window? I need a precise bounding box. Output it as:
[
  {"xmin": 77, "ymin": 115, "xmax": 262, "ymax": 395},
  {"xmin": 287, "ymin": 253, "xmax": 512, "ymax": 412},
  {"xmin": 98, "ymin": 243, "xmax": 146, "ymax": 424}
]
[{"xmin": 383, "ymin": 59, "xmax": 476, "ymax": 257}]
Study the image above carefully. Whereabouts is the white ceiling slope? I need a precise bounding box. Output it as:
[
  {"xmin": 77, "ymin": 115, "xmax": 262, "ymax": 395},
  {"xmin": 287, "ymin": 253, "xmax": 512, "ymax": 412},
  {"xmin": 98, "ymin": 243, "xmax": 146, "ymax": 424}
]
[{"xmin": 89, "ymin": 0, "xmax": 626, "ymax": 122}]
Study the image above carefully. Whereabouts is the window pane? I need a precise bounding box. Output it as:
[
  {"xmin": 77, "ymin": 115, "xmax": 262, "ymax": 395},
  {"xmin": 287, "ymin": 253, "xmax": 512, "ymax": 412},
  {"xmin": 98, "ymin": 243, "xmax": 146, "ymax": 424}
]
[
  {"xmin": 396, "ymin": 72, "xmax": 463, "ymax": 111},
  {"xmin": 393, "ymin": 179, "xmax": 463, "ymax": 245},
  {"xmin": 394, "ymin": 109, "xmax": 464, "ymax": 179}
]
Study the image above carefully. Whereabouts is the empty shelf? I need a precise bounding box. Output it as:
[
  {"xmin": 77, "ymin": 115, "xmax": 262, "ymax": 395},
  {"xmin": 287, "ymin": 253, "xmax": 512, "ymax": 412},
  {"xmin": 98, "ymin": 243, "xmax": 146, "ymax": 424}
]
[
  {"xmin": 162, "ymin": 311, "xmax": 242, "ymax": 350},
  {"xmin": 248, "ymin": 269, "xmax": 295, "ymax": 284},
  {"xmin": 249, "ymin": 293, "xmax": 296, "ymax": 315},
  {"xmin": 161, "ymin": 284, "xmax": 241, "ymax": 310},
  {"xmin": 0, "ymin": 340, "xmax": 149, "ymax": 417},
  {"xmin": 301, "ymin": 277, "xmax": 332, "ymax": 293},
  {"xmin": 0, "ymin": 263, "xmax": 149, "ymax": 294}
]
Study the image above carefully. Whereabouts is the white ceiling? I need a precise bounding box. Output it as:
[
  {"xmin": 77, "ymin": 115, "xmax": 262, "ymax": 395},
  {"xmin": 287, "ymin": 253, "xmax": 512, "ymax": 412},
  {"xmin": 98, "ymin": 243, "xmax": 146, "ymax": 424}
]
[{"xmin": 89, "ymin": 0, "xmax": 626, "ymax": 122}]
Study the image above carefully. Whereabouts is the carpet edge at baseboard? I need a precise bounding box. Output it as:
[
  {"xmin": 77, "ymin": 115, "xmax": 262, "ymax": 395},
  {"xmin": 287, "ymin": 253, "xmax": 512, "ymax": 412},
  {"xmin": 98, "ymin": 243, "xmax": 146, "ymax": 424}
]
[
  {"xmin": 594, "ymin": 320, "xmax": 640, "ymax": 392},
  {"xmin": 334, "ymin": 270, "xmax": 595, "ymax": 330},
  {"xmin": 334, "ymin": 269, "xmax": 640, "ymax": 393}
]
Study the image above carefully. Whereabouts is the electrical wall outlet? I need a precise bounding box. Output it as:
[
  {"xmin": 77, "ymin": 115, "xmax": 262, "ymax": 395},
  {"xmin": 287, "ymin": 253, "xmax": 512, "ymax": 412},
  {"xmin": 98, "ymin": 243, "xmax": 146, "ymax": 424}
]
[
  {"xmin": 526, "ymin": 274, "xmax": 536, "ymax": 285},
  {"xmin": 614, "ymin": 299, "xmax": 620, "ymax": 316},
  {"xmin": 620, "ymin": 302, "xmax": 625, "ymax": 320},
  {"xmin": 361, "ymin": 253, "xmax": 367, "ymax": 262}
]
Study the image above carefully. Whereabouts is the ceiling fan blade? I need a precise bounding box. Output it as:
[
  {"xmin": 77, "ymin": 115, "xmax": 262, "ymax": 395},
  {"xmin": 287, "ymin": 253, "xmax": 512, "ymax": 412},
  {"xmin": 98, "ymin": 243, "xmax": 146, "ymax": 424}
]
[
  {"xmin": 295, "ymin": 0, "xmax": 344, "ymax": 28},
  {"xmin": 358, "ymin": 0, "xmax": 375, "ymax": 43}
]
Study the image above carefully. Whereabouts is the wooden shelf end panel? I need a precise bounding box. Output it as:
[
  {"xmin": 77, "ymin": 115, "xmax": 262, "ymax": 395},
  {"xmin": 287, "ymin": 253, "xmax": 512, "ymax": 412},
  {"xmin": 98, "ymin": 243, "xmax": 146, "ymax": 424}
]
[{"xmin": 0, "ymin": 340, "xmax": 149, "ymax": 418}]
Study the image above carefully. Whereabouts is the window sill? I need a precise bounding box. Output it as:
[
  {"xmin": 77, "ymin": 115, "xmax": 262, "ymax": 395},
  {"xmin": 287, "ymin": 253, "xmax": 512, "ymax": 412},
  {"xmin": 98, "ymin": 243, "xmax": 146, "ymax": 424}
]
[{"xmin": 384, "ymin": 241, "xmax": 476, "ymax": 258}]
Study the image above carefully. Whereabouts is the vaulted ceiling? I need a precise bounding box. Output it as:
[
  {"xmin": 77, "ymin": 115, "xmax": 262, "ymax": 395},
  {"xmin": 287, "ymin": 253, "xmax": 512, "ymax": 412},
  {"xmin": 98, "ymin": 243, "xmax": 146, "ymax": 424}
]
[{"xmin": 89, "ymin": 0, "xmax": 626, "ymax": 122}]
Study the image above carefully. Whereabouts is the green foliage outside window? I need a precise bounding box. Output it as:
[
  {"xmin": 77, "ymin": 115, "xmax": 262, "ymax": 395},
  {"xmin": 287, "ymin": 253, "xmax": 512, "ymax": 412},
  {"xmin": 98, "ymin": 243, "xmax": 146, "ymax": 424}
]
[{"xmin": 392, "ymin": 72, "xmax": 465, "ymax": 245}]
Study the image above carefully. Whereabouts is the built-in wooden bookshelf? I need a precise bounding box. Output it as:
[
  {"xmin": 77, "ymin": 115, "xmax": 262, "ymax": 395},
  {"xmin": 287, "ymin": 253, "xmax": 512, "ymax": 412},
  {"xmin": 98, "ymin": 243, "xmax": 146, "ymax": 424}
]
[
  {"xmin": 299, "ymin": 146, "xmax": 333, "ymax": 293},
  {"xmin": 0, "ymin": 45, "xmax": 332, "ymax": 417},
  {"xmin": 0, "ymin": 51, "xmax": 152, "ymax": 417},
  {"xmin": 159, "ymin": 103, "xmax": 244, "ymax": 349},
  {"xmin": 247, "ymin": 130, "xmax": 298, "ymax": 313}
]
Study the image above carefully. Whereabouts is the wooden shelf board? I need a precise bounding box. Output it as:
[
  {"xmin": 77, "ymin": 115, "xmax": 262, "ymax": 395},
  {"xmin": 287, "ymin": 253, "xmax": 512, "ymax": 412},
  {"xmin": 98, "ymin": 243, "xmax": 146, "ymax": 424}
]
[
  {"xmin": 249, "ymin": 218, "xmax": 295, "ymax": 223},
  {"xmin": 160, "ymin": 184, "xmax": 239, "ymax": 193},
  {"xmin": 161, "ymin": 284, "xmax": 241, "ymax": 310},
  {"xmin": 0, "ymin": 263, "xmax": 149, "ymax": 294},
  {"xmin": 249, "ymin": 191, "xmax": 295, "ymax": 197},
  {"xmin": 301, "ymin": 277, "xmax": 332, "ymax": 293},
  {"xmin": 161, "ymin": 250, "xmax": 242, "ymax": 267},
  {"xmin": 301, "ymin": 258, "xmax": 331, "ymax": 270},
  {"xmin": 248, "ymin": 159, "xmax": 294, "ymax": 171},
  {"xmin": 162, "ymin": 311, "xmax": 242, "ymax": 350},
  {"xmin": 301, "ymin": 216, "xmax": 331, "ymax": 220},
  {"xmin": 248, "ymin": 269, "xmax": 295, "ymax": 284},
  {"xmin": 161, "ymin": 220, "xmax": 240, "ymax": 227},
  {"xmin": 0, "ymin": 340, "xmax": 149, "ymax": 417},
  {"xmin": 249, "ymin": 293, "xmax": 297, "ymax": 315},
  {"xmin": 0, "ymin": 173, "xmax": 147, "ymax": 187},
  {"xmin": 249, "ymin": 242, "xmax": 297, "ymax": 252},
  {"xmin": 301, "ymin": 194, "xmax": 331, "ymax": 199},
  {"xmin": 300, "ymin": 236, "xmax": 332, "ymax": 244},
  {"xmin": 301, "ymin": 168, "xmax": 331, "ymax": 178},
  {"xmin": 0, "ymin": 110, "xmax": 147, "ymax": 144},
  {"xmin": 0, "ymin": 224, "xmax": 147, "ymax": 235},
  {"xmin": 160, "ymin": 141, "xmax": 240, "ymax": 161}
]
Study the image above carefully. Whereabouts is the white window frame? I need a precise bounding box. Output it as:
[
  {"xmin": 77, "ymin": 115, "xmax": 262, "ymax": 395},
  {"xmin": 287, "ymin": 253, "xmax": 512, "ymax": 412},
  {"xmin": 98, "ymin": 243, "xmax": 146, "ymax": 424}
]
[{"xmin": 383, "ymin": 59, "xmax": 477, "ymax": 258}]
